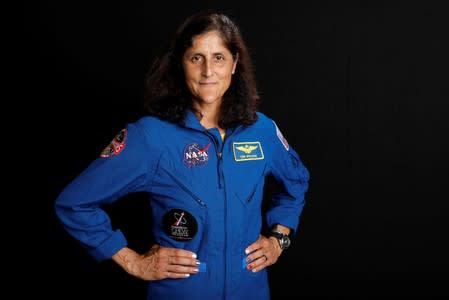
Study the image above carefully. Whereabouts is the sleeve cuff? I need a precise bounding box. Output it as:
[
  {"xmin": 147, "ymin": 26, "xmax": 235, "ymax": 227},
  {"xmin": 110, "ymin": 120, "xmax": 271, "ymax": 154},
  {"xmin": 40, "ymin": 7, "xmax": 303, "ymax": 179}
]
[
  {"xmin": 266, "ymin": 214, "xmax": 299, "ymax": 235},
  {"xmin": 88, "ymin": 230, "xmax": 128, "ymax": 262}
]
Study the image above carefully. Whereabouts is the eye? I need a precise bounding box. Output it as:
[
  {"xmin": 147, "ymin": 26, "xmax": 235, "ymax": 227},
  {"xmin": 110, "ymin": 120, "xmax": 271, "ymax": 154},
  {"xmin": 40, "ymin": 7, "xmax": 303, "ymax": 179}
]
[
  {"xmin": 215, "ymin": 54, "xmax": 225, "ymax": 62},
  {"xmin": 190, "ymin": 55, "xmax": 203, "ymax": 63}
]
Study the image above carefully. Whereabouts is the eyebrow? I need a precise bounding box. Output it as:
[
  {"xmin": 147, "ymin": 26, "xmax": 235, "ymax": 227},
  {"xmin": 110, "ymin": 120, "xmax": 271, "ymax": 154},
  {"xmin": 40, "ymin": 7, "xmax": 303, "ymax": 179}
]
[{"xmin": 187, "ymin": 51, "xmax": 228, "ymax": 57}]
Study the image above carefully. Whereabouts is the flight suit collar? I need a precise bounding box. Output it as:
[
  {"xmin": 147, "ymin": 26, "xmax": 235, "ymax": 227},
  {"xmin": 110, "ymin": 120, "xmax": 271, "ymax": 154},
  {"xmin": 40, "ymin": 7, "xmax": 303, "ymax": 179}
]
[
  {"xmin": 183, "ymin": 110, "xmax": 206, "ymax": 132},
  {"xmin": 183, "ymin": 109, "xmax": 243, "ymax": 138}
]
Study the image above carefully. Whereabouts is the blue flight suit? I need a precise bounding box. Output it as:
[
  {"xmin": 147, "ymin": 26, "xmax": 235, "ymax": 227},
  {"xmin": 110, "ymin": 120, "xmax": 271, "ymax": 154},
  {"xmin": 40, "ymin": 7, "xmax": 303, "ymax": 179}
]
[{"xmin": 55, "ymin": 110, "xmax": 309, "ymax": 300}]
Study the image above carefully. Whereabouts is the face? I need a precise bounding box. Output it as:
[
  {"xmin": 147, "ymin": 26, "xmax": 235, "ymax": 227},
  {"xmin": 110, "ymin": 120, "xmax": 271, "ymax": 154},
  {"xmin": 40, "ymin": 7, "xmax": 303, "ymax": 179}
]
[{"xmin": 182, "ymin": 30, "xmax": 237, "ymax": 107}]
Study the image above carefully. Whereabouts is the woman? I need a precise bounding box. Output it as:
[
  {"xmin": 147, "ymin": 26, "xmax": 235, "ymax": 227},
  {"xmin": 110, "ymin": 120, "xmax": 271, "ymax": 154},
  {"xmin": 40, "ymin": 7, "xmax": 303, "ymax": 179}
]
[{"xmin": 55, "ymin": 11, "xmax": 310, "ymax": 299}]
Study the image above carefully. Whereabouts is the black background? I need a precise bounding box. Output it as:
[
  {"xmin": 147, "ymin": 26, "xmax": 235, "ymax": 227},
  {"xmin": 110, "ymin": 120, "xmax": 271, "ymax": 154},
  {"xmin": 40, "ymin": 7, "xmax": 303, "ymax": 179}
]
[{"xmin": 25, "ymin": 1, "xmax": 448, "ymax": 299}]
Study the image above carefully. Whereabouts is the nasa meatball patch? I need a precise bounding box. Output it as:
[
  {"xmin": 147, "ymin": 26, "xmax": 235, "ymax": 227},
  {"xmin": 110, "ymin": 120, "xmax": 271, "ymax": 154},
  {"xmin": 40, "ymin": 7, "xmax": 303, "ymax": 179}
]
[
  {"xmin": 183, "ymin": 142, "xmax": 211, "ymax": 168},
  {"xmin": 100, "ymin": 128, "xmax": 127, "ymax": 157}
]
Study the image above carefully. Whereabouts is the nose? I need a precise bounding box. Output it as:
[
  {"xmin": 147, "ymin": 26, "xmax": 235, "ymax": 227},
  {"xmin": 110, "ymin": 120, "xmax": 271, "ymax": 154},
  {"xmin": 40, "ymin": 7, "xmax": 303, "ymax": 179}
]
[{"xmin": 202, "ymin": 59, "xmax": 213, "ymax": 77}]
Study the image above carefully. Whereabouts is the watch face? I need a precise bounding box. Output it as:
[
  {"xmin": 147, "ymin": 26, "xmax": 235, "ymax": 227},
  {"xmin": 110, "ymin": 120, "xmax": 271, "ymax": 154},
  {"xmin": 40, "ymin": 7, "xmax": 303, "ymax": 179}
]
[{"xmin": 280, "ymin": 236, "xmax": 291, "ymax": 249}]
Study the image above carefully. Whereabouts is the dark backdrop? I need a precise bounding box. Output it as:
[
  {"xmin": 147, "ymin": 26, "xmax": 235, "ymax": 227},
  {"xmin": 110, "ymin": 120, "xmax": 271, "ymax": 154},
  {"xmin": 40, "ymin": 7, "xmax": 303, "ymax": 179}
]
[{"xmin": 26, "ymin": 1, "xmax": 448, "ymax": 299}]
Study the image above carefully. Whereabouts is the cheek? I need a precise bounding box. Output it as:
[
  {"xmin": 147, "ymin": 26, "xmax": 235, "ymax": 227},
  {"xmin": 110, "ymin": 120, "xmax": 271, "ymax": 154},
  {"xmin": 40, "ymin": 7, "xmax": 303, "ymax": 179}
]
[
  {"xmin": 218, "ymin": 67, "xmax": 233, "ymax": 80},
  {"xmin": 183, "ymin": 63, "xmax": 199, "ymax": 78},
  {"xmin": 221, "ymin": 71, "xmax": 233, "ymax": 86},
  {"xmin": 183, "ymin": 68, "xmax": 194, "ymax": 80},
  {"xmin": 184, "ymin": 73, "xmax": 199, "ymax": 91},
  {"xmin": 185, "ymin": 80, "xmax": 197, "ymax": 94}
]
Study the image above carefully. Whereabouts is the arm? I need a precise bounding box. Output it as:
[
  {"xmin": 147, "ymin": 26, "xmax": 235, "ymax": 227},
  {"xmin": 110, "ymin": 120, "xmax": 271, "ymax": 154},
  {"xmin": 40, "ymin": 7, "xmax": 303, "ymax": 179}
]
[
  {"xmin": 55, "ymin": 122, "xmax": 200, "ymax": 280},
  {"xmin": 244, "ymin": 121, "xmax": 309, "ymax": 272},
  {"xmin": 54, "ymin": 124, "xmax": 151, "ymax": 261},
  {"xmin": 265, "ymin": 120, "xmax": 310, "ymax": 235}
]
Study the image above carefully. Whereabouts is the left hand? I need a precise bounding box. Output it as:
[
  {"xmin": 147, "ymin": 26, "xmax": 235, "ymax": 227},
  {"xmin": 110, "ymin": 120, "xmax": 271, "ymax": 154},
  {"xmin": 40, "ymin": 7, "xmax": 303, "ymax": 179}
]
[{"xmin": 244, "ymin": 234, "xmax": 282, "ymax": 272}]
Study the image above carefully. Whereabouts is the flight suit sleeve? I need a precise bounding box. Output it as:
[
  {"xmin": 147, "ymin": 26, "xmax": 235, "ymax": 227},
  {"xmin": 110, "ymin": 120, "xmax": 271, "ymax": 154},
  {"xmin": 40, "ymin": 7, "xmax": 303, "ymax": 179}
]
[
  {"xmin": 266, "ymin": 121, "xmax": 310, "ymax": 234},
  {"xmin": 54, "ymin": 122, "xmax": 160, "ymax": 261}
]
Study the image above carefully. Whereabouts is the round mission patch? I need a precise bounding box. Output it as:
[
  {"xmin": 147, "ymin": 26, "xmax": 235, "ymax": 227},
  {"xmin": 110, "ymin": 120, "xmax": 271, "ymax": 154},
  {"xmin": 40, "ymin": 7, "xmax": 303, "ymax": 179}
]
[
  {"xmin": 163, "ymin": 208, "xmax": 198, "ymax": 241},
  {"xmin": 100, "ymin": 128, "xmax": 127, "ymax": 157}
]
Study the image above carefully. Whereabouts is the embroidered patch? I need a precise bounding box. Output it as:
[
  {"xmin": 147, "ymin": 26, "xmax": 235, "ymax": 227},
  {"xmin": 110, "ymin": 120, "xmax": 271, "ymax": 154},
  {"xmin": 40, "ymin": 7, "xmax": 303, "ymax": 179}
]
[
  {"xmin": 273, "ymin": 121, "xmax": 289, "ymax": 151},
  {"xmin": 233, "ymin": 141, "xmax": 264, "ymax": 161},
  {"xmin": 163, "ymin": 208, "xmax": 198, "ymax": 241},
  {"xmin": 183, "ymin": 142, "xmax": 210, "ymax": 167},
  {"xmin": 100, "ymin": 128, "xmax": 127, "ymax": 157}
]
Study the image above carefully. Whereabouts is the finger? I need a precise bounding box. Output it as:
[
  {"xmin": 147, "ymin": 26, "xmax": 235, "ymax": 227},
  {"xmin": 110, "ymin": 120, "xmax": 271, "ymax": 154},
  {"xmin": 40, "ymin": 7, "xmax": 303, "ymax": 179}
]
[
  {"xmin": 245, "ymin": 242, "xmax": 261, "ymax": 255},
  {"xmin": 250, "ymin": 254, "xmax": 268, "ymax": 265},
  {"xmin": 246, "ymin": 252, "xmax": 269, "ymax": 271},
  {"xmin": 166, "ymin": 265, "xmax": 199, "ymax": 278},
  {"xmin": 168, "ymin": 255, "xmax": 200, "ymax": 267},
  {"xmin": 171, "ymin": 248, "xmax": 198, "ymax": 259},
  {"xmin": 168, "ymin": 263, "xmax": 200, "ymax": 274},
  {"xmin": 245, "ymin": 235, "xmax": 271, "ymax": 255},
  {"xmin": 166, "ymin": 271, "xmax": 192, "ymax": 279},
  {"xmin": 247, "ymin": 256, "xmax": 268, "ymax": 273},
  {"xmin": 245, "ymin": 247, "xmax": 265, "ymax": 265},
  {"xmin": 256, "ymin": 254, "xmax": 268, "ymax": 265}
]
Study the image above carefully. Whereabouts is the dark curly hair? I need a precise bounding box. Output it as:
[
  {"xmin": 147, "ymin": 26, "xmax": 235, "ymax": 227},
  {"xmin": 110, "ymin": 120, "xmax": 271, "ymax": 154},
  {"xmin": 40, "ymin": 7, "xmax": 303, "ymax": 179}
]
[{"xmin": 144, "ymin": 11, "xmax": 260, "ymax": 128}]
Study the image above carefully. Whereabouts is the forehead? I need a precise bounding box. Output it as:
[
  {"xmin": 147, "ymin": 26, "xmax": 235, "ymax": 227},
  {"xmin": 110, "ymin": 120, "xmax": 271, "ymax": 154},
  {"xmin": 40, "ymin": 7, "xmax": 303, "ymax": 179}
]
[{"xmin": 187, "ymin": 30, "xmax": 230, "ymax": 53}]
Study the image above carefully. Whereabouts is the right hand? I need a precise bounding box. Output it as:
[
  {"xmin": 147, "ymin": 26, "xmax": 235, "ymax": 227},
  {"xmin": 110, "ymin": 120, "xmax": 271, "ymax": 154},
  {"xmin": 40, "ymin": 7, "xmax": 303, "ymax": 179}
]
[{"xmin": 112, "ymin": 244, "xmax": 200, "ymax": 281}]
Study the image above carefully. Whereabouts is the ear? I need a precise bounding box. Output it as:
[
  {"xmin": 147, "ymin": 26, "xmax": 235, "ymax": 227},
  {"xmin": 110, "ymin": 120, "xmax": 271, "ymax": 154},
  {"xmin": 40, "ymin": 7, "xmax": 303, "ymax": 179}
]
[{"xmin": 232, "ymin": 53, "xmax": 239, "ymax": 74}]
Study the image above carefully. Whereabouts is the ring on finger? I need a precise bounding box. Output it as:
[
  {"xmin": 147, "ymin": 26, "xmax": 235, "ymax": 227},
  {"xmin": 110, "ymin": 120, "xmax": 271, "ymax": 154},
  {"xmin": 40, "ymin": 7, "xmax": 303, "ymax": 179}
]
[{"xmin": 262, "ymin": 254, "xmax": 268, "ymax": 262}]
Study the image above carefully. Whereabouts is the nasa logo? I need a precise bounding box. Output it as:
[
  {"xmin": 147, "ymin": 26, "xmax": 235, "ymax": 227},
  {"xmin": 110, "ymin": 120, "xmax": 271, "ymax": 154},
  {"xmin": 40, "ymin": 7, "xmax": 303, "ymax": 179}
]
[{"xmin": 183, "ymin": 142, "xmax": 211, "ymax": 168}]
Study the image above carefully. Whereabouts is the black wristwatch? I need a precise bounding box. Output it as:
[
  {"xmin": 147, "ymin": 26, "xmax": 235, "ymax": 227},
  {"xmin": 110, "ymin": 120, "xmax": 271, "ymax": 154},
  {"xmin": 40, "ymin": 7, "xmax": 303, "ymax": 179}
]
[{"xmin": 269, "ymin": 230, "xmax": 291, "ymax": 250}]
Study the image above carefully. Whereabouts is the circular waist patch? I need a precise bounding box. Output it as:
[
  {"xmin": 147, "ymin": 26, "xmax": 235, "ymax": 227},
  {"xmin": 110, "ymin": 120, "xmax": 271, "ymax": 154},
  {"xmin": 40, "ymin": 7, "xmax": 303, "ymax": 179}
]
[{"xmin": 163, "ymin": 208, "xmax": 198, "ymax": 241}]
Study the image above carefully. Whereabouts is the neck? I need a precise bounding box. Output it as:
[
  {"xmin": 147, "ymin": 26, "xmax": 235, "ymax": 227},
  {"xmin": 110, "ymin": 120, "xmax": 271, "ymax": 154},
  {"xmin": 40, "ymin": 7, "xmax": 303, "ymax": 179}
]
[{"xmin": 193, "ymin": 101, "xmax": 224, "ymax": 134}]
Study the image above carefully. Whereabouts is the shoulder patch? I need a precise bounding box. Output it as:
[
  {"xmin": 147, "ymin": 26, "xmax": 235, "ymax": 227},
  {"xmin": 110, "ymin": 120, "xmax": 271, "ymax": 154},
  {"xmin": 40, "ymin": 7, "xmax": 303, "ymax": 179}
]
[
  {"xmin": 273, "ymin": 121, "xmax": 289, "ymax": 151},
  {"xmin": 100, "ymin": 128, "xmax": 127, "ymax": 157}
]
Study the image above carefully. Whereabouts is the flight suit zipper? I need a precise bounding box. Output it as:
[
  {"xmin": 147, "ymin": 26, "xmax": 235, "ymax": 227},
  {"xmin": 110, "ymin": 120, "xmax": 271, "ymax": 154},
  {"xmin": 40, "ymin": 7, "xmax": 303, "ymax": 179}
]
[{"xmin": 204, "ymin": 130, "xmax": 227, "ymax": 299}]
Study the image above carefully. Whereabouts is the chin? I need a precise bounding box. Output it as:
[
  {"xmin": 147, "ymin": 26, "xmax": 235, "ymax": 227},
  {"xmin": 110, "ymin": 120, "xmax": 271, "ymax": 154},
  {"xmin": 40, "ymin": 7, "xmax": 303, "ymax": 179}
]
[{"xmin": 197, "ymin": 95, "xmax": 222, "ymax": 104}]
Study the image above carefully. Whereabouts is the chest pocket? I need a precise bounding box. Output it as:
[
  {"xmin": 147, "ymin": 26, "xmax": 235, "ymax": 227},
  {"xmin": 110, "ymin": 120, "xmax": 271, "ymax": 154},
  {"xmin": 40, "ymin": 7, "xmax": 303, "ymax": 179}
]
[
  {"xmin": 150, "ymin": 161, "xmax": 208, "ymax": 250},
  {"xmin": 226, "ymin": 140, "xmax": 267, "ymax": 206},
  {"xmin": 152, "ymin": 144, "xmax": 223, "ymax": 204},
  {"xmin": 227, "ymin": 159, "xmax": 267, "ymax": 206},
  {"xmin": 161, "ymin": 167, "xmax": 206, "ymax": 207}
]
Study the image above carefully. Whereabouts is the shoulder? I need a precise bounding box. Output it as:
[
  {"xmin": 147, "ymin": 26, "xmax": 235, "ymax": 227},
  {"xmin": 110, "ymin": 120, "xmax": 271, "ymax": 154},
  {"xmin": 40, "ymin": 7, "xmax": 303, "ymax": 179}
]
[
  {"xmin": 253, "ymin": 112, "xmax": 278, "ymax": 132},
  {"xmin": 242, "ymin": 112, "xmax": 280, "ymax": 139},
  {"xmin": 134, "ymin": 115, "xmax": 166, "ymax": 128},
  {"xmin": 254, "ymin": 112, "xmax": 274, "ymax": 127},
  {"xmin": 255, "ymin": 112, "xmax": 290, "ymax": 151},
  {"xmin": 131, "ymin": 115, "xmax": 173, "ymax": 136}
]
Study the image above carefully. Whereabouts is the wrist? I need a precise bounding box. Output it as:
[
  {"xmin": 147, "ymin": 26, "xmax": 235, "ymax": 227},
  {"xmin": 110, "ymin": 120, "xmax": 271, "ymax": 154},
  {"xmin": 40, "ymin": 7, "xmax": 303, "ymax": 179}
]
[
  {"xmin": 272, "ymin": 224, "xmax": 290, "ymax": 236},
  {"xmin": 112, "ymin": 247, "xmax": 140, "ymax": 275},
  {"xmin": 269, "ymin": 230, "xmax": 291, "ymax": 250}
]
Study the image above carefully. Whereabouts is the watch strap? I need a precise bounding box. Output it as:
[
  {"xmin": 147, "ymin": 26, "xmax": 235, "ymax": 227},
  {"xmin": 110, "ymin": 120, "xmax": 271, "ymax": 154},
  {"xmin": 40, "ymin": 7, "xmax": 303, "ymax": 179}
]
[{"xmin": 269, "ymin": 230, "xmax": 291, "ymax": 250}]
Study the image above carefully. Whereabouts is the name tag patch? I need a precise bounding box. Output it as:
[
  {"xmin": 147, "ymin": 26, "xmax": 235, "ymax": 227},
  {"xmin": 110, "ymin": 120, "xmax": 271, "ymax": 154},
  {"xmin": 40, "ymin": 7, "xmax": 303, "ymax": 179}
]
[{"xmin": 233, "ymin": 142, "xmax": 264, "ymax": 161}]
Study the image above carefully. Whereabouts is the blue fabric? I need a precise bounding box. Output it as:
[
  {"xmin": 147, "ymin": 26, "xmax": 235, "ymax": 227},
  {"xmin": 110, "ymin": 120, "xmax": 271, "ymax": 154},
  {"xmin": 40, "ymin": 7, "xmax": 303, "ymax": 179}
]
[{"xmin": 55, "ymin": 110, "xmax": 309, "ymax": 300}]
